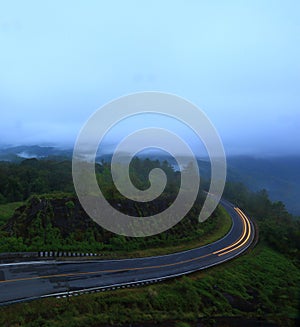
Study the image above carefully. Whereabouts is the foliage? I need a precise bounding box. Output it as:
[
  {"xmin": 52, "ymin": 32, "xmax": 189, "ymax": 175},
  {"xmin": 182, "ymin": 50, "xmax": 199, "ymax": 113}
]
[
  {"xmin": 0, "ymin": 201, "xmax": 23, "ymax": 226},
  {"xmin": 0, "ymin": 194, "xmax": 230, "ymax": 254},
  {"xmin": 224, "ymin": 182, "xmax": 300, "ymax": 264},
  {"xmin": 0, "ymin": 159, "xmax": 74, "ymax": 203}
]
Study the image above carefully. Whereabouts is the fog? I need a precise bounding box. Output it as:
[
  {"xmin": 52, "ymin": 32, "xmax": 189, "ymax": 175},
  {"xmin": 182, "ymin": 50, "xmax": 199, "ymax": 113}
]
[{"xmin": 1, "ymin": 1, "xmax": 299, "ymax": 156}]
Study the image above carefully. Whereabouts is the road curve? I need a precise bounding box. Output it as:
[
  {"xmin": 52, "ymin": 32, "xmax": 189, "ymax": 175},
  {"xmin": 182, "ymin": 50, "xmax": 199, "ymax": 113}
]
[{"xmin": 0, "ymin": 199, "xmax": 255, "ymax": 306}]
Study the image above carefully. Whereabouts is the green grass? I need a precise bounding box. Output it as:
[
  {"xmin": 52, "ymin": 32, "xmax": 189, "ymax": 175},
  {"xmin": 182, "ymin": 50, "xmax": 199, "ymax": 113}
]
[
  {"xmin": 0, "ymin": 202, "xmax": 23, "ymax": 227},
  {"xmin": 0, "ymin": 244, "xmax": 298, "ymax": 327}
]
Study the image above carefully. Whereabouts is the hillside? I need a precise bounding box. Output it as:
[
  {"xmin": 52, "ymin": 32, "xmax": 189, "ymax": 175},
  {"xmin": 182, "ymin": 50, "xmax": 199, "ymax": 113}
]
[
  {"xmin": 0, "ymin": 194, "xmax": 229, "ymax": 255},
  {"xmin": 226, "ymin": 156, "xmax": 300, "ymax": 216},
  {"xmin": 0, "ymin": 145, "xmax": 72, "ymax": 162},
  {"xmin": 1, "ymin": 146, "xmax": 299, "ymax": 215}
]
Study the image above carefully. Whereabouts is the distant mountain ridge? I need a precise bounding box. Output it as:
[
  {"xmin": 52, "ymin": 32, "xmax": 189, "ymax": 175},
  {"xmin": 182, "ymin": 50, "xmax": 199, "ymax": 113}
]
[{"xmin": 226, "ymin": 156, "xmax": 300, "ymax": 216}]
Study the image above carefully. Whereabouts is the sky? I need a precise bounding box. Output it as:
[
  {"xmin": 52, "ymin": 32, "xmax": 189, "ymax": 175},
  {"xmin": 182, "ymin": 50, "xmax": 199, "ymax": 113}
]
[{"xmin": 0, "ymin": 0, "xmax": 299, "ymax": 156}]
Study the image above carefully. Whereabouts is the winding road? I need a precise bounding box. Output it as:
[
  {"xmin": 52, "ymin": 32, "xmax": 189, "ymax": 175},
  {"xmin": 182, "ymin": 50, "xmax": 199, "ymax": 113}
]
[{"xmin": 0, "ymin": 199, "xmax": 255, "ymax": 306}]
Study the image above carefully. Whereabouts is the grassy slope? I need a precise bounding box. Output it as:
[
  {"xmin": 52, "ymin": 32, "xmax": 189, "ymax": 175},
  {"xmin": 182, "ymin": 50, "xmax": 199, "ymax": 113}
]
[
  {"xmin": 0, "ymin": 244, "xmax": 299, "ymax": 327},
  {"xmin": 0, "ymin": 202, "xmax": 23, "ymax": 227}
]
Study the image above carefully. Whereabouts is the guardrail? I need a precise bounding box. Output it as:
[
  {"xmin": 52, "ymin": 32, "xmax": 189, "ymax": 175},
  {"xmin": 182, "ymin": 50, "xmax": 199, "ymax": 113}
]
[{"xmin": 39, "ymin": 251, "xmax": 100, "ymax": 258}]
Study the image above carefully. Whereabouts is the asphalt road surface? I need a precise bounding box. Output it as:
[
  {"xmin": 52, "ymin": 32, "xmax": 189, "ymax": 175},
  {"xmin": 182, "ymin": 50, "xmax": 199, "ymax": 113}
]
[{"xmin": 0, "ymin": 199, "xmax": 255, "ymax": 305}]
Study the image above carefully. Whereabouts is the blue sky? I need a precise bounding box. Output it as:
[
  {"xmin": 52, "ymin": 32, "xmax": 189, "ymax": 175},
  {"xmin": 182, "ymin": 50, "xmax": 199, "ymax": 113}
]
[{"xmin": 0, "ymin": 0, "xmax": 299, "ymax": 156}]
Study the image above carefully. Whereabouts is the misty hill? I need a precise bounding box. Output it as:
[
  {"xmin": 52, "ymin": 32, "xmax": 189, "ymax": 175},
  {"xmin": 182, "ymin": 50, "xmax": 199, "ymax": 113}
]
[
  {"xmin": 148, "ymin": 154, "xmax": 300, "ymax": 216},
  {"xmin": 0, "ymin": 145, "xmax": 72, "ymax": 162},
  {"xmin": 1, "ymin": 145, "xmax": 299, "ymax": 215},
  {"xmin": 226, "ymin": 156, "xmax": 300, "ymax": 215},
  {"xmin": 140, "ymin": 154, "xmax": 300, "ymax": 215}
]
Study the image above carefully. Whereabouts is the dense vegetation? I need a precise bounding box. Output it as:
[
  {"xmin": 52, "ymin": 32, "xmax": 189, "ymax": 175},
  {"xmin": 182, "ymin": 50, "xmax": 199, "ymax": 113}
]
[
  {"xmin": 0, "ymin": 157, "xmax": 181, "ymax": 204},
  {"xmin": 0, "ymin": 194, "xmax": 230, "ymax": 255},
  {"xmin": 0, "ymin": 159, "xmax": 74, "ymax": 204},
  {"xmin": 0, "ymin": 158, "xmax": 299, "ymax": 326},
  {"xmin": 224, "ymin": 182, "xmax": 300, "ymax": 263}
]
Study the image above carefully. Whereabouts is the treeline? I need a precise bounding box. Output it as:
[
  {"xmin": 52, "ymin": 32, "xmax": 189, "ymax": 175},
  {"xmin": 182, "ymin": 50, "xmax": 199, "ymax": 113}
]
[
  {"xmin": 0, "ymin": 159, "xmax": 74, "ymax": 203},
  {"xmin": 0, "ymin": 157, "xmax": 181, "ymax": 204},
  {"xmin": 224, "ymin": 182, "xmax": 300, "ymax": 264},
  {"xmin": 96, "ymin": 157, "xmax": 181, "ymax": 202}
]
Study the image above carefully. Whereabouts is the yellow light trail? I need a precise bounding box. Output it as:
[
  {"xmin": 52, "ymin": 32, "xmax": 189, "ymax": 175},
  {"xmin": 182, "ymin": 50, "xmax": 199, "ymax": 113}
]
[
  {"xmin": 213, "ymin": 208, "xmax": 247, "ymax": 255},
  {"xmin": 215, "ymin": 208, "xmax": 251, "ymax": 256}
]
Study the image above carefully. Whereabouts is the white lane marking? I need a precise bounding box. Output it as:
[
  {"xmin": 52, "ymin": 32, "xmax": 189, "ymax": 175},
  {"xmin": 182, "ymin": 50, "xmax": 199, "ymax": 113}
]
[{"xmin": 0, "ymin": 261, "xmax": 56, "ymax": 267}]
